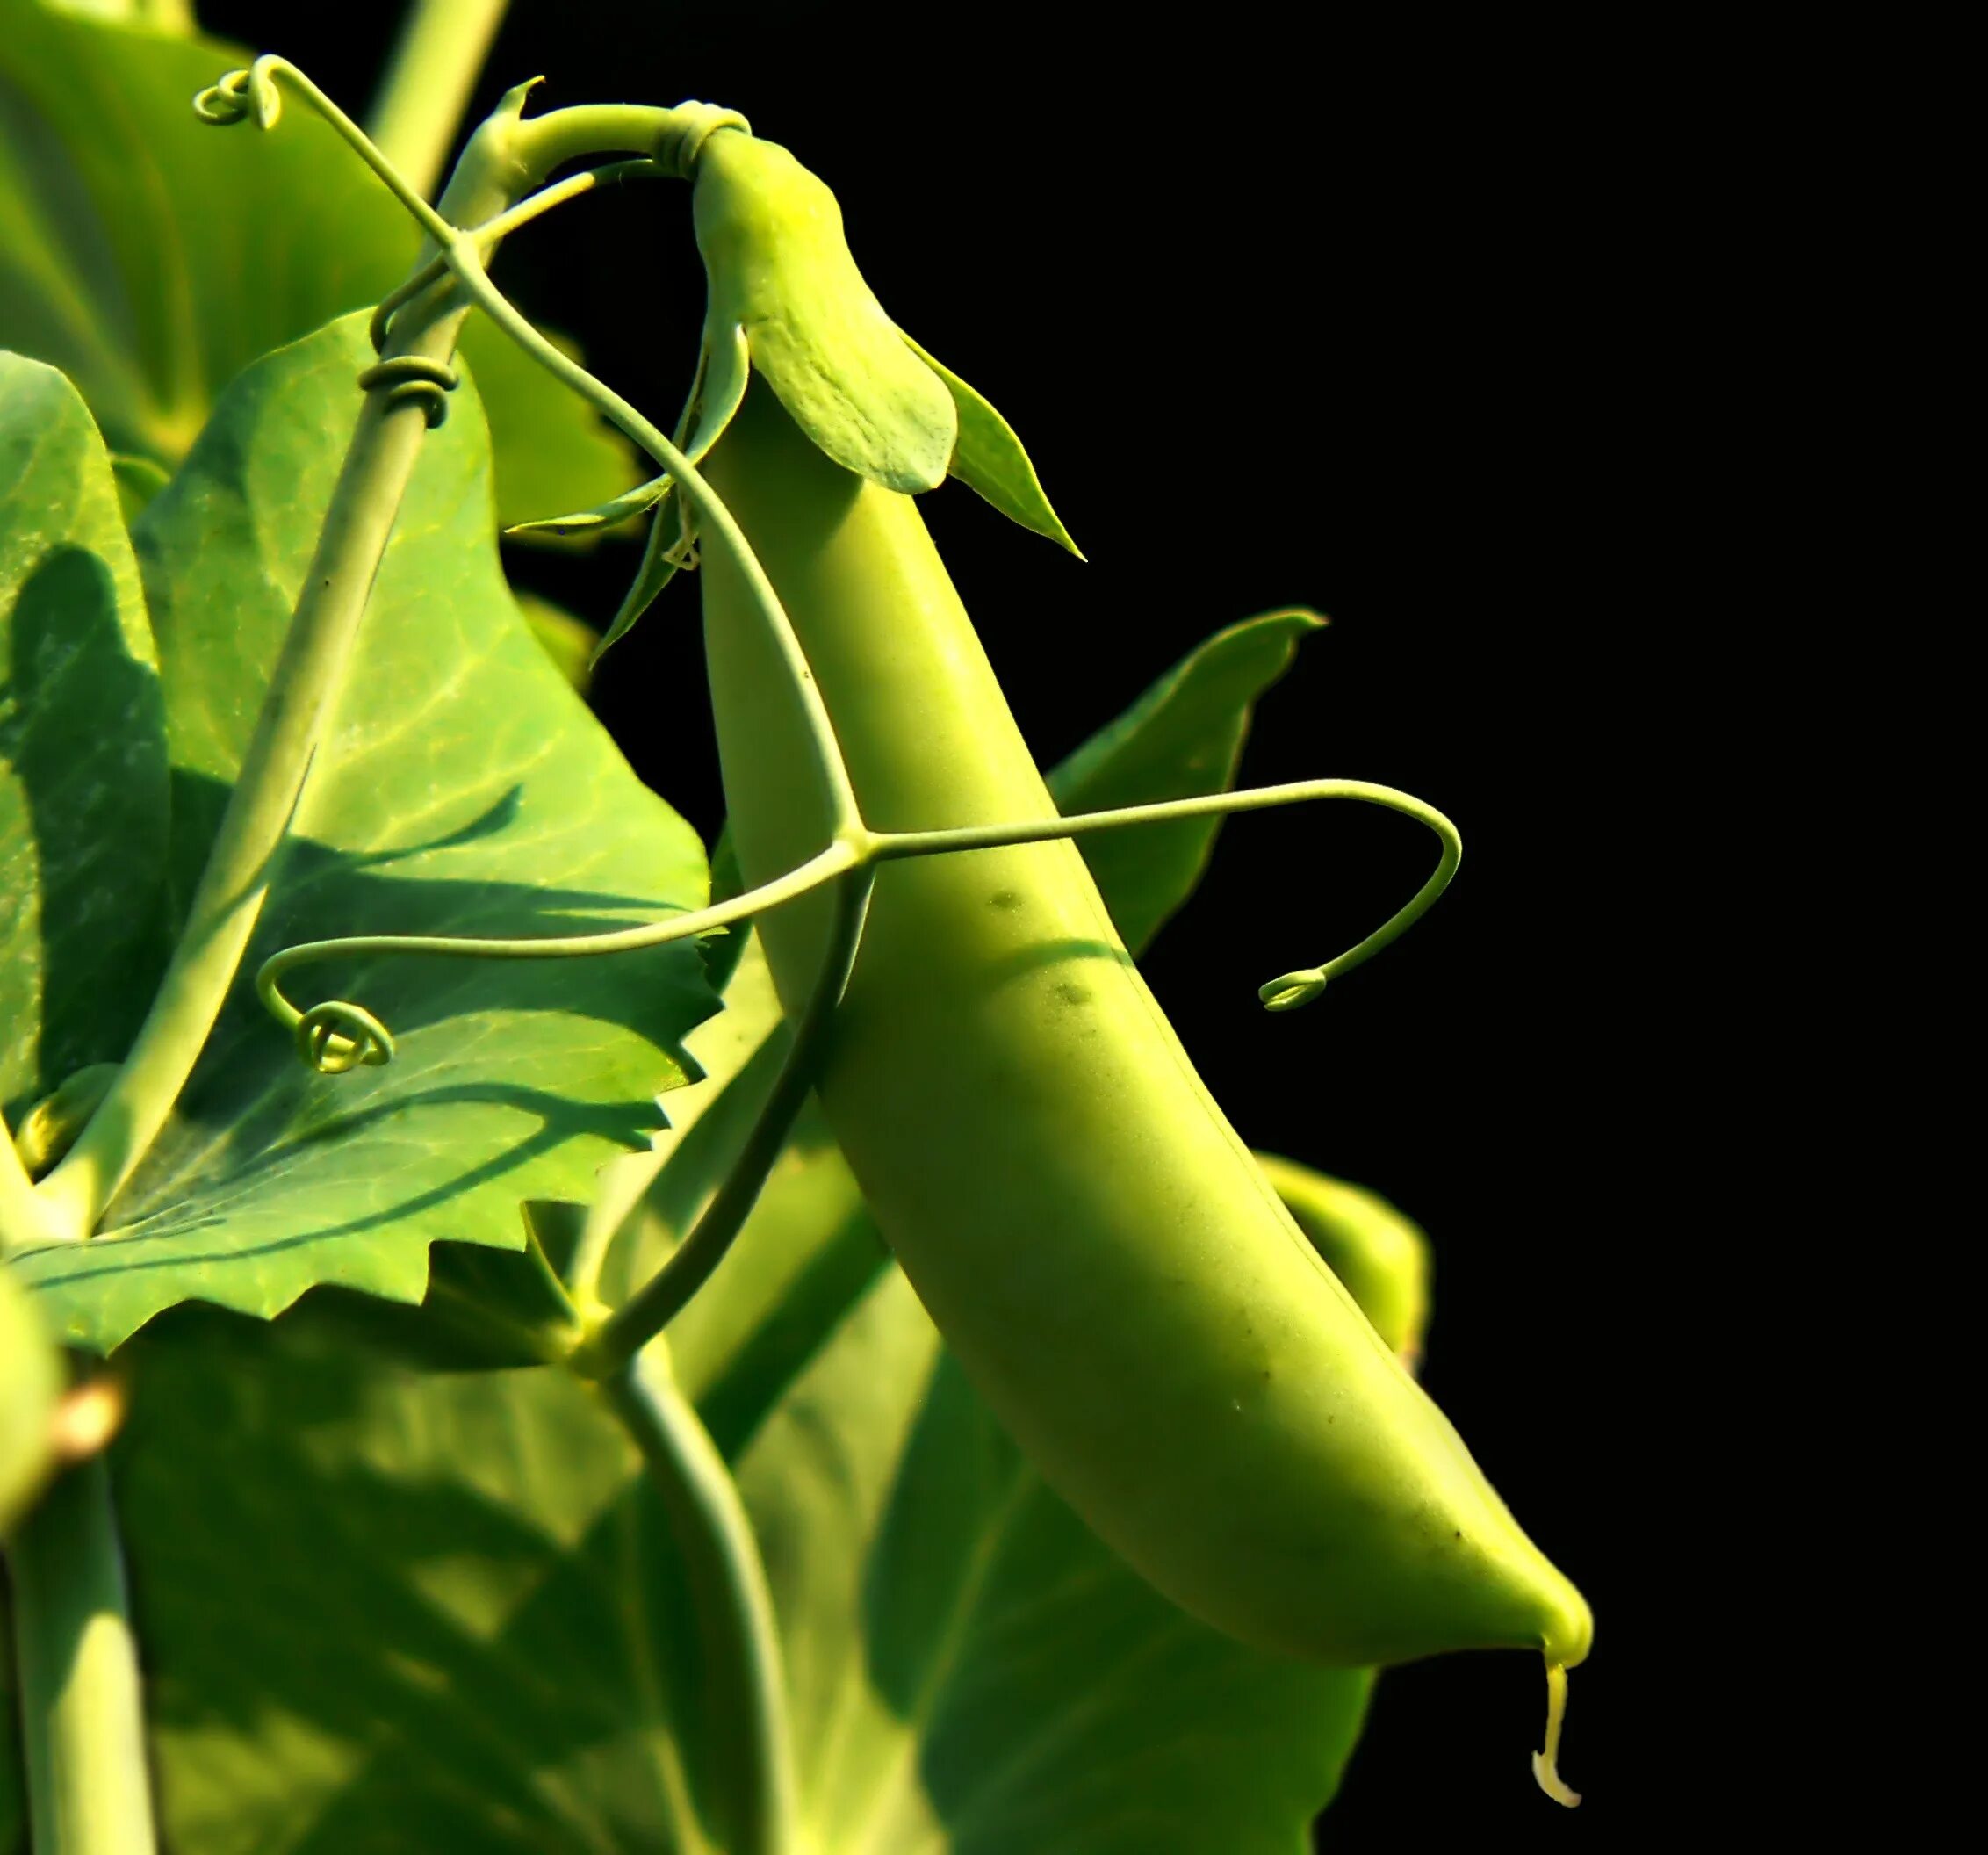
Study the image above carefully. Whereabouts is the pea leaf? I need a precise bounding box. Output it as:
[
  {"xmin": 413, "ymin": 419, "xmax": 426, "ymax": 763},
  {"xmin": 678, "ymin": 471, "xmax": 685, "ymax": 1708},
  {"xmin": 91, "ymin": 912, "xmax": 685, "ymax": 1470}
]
[
  {"xmin": 1048, "ymin": 607, "xmax": 1322, "ymax": 949},
  {"xmin": 107, "ymin": 1313, "xmax": 727, "ymax": 1855},
  {"xmin": 902, "ymin": 333, "xmax": 1082, "ymax": 557},
  {"xmin": 740, "ymin": 1269, "xmax": 1372, "ymax": 1854},
  {"xmin": 281, "ymin": 1202, "xmax": 590, "ymax": 1376},
  {"xmin": 0, "ymin": 0, "xmax": 639, "ymax": 532},
  {"xmin": 0, "ymin": 352, "xmax": 169, "ymax": 1124},
  {"xmin": 7, "ymin": 317, "xmax": 715, "ymax": 1354}
]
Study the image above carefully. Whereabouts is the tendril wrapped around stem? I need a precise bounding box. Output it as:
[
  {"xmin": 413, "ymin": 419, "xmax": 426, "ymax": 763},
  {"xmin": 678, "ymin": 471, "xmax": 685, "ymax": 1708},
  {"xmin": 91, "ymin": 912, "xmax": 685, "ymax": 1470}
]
[{"xmin": 353, "ymin": 356, "xmax": 459, "ymax": 427}]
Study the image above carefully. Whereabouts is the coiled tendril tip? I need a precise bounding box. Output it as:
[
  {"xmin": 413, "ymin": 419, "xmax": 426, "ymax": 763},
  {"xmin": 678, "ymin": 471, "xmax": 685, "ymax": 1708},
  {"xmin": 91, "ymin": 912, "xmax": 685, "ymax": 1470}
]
[
  {"xmin": 1258, "ymin": 970, "xmax": 1329, "ymax": 1012},
  {"xmin": 191, "ymin": 62, "xmax": 281, "ymax": 130},
  {"xmin": 294, "ymin": 1001, "xmax": 395, "ymax": 1076}
]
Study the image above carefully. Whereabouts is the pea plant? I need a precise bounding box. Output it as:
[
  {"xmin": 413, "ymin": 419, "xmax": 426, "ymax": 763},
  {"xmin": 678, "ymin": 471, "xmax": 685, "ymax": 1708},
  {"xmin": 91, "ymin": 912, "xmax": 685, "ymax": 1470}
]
[{"xmin": 0, "ymin": 4, "xmax": 1592, "ymax": 1850}]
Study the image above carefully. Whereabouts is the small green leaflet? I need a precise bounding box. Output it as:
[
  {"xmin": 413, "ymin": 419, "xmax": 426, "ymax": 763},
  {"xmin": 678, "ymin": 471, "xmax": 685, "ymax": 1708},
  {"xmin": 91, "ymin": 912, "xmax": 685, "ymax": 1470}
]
[
  {"xmin": 1051, "ymin": 608, "xmax": 1322, "ymax": 948},
  {"xmin": 904, "ymin": 332, "xmax": 1082, "ymax": 557}
]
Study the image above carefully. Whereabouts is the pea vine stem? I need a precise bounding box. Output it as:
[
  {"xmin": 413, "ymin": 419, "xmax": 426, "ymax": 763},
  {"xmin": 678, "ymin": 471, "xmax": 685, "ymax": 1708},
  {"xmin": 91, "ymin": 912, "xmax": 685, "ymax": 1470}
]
[
  {"xmin": 32, "ymin": 69, "xmax": 727, "ymax": 1241},
  {"xmin": 366, "ymin": 0, "xmax": 510, "ymax": 198},
  {"xmin": 576, "ymin": 870, "xmax": 874, "ymax": 1377},
  {"xmin": 5, "ymin": 1458, "xmax": 158, "ymax": 1855},
  {"xmin": 35, "ymin": 278, "xmax": 465, "ymax": 1238},
  {"xmin": 597, "ymin": 1350, "xmax": 797, "ymax": 1855}
]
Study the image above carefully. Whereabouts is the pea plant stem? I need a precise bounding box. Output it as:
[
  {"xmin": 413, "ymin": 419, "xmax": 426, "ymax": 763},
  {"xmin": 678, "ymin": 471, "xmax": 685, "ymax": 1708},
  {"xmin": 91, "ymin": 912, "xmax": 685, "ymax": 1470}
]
[
  {"xmin": 366, "ymin": 0, "xmax": 510, "ymax": 198},
  {"xmin": 579, "ymin": 870, "xmax": 874, "ymax": 1377},
  {"xmin": 32, "ymin": 328, "xmax": 458, "ymax": 1240},
  {"xmin": 597, "ymin": 1350, "xmax": 797, "ymax": 1855},
  {"xmin": 5, "ymin": 1458, "xmax": 157, "ymax": 1855},
  {"xmin": 32, "ymin": 82, "xmax": 702, "ymax": 1242}
]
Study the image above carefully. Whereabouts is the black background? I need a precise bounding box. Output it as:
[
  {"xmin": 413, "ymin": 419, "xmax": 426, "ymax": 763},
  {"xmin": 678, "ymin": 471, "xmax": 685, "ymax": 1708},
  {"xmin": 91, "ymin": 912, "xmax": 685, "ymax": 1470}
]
[{"xmin": 196, "ymin": 0, "xmax": 1726, "ymax": 1840}]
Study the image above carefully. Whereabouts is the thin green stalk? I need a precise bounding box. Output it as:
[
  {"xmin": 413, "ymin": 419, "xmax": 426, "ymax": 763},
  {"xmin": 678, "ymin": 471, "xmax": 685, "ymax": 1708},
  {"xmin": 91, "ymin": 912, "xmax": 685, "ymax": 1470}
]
[
  {"xmin": 874, "ymin": 778, "xmax": 1462, "ymax": 1007},
  {"xmin": 597, "ymin": 1349, "xmax": 796, "ymax": 1855},
  {"xmin": 367, "ymin": 0, "xmax": 510, "ymax": 198},
  {"xmin": 565, "ymin": 1027, "xmax": 792, "ymax": 1319},
  {"xmin": 4, "ymin": 1457, "xmax": 157, "ymax": 1855},
  {"xmin": 36, "ymin": 74, "xmax": 710, "ymax": 1239},
  {"xmin": 579, "ymin": 870, "xmax": 872, "ymax": 1378},
  {"xmin": 255, "ymin": 778, "xmax": 1455, "ymax": 1085}
]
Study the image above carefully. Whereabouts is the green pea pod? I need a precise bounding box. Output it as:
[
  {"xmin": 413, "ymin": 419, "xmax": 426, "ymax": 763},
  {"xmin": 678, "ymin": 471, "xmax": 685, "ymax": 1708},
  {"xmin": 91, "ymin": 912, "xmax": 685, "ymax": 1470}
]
[
  {"xmin": 3, "ymin": 1264, "xmax": 61, "ymax": 1534},
  {"xmin": 692, "ymin": 136, "xmax": 1589, "ymax": 1795},
  {"xmin": 1255, "ymin": 1155, "xmax": 1432, "ymax": 1372}
]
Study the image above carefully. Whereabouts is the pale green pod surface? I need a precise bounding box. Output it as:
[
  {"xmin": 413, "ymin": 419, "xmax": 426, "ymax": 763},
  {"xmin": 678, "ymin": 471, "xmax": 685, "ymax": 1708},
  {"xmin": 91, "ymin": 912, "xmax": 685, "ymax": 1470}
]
[
  {"xmin": 699, "ymin": 379, "xmax": 1591, "ymax": 1675},
  {"xmin": 2, "ymin": 1265, "xmax": 61, "ymax": 1533},
  {"xmin": 1257, "ymin": 1154, "xmax": 1433, "ymax": 1371},
  {"xmin": 692, "ymin": 131, "xmax": 957, "ymax": 494}
]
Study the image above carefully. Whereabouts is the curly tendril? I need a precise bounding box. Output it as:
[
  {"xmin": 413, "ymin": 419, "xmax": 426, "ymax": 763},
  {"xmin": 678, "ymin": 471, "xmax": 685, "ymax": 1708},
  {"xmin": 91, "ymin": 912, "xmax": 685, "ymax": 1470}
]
[
  {"xmin": 256, "ymin": 843, "xmax": 863, "ymax": 1074},
  {"xmin": 191, "ymin": 54, "xmax": 461, "ymax": 247},
  {"xmin": 294, "ymin": 1002, "xmax": 395, "ymax": 1076},
  {"xmin": 872, "ymin": 780, "xmax": 1463, "ymax": 1015},
  {"xmin": 355, "ymin": 356, "xmax": 460, "ymax": 427},
  {"xmin": 191, "ymin": 63, "xmax": 282, "ymax": 130},
  {"xmin": 367, "ymin": 261, "xmax": 450, "ymax": 353},
  {"xmin": 256, "ymin": 780, "xmax": 1459, "ymax": 1080}
]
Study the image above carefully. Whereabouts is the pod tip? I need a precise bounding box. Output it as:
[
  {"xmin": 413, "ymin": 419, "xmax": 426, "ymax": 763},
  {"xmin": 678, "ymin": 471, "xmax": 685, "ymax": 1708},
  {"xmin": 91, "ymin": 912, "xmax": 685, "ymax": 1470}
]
[
  {"xmin": 1531, "ymin": 1750, "xmax": 1581, "ymax": 1809},
  {"xmin": 1531, "ymin": 1661, "xmax": 1581, "ymax": 1808}
]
